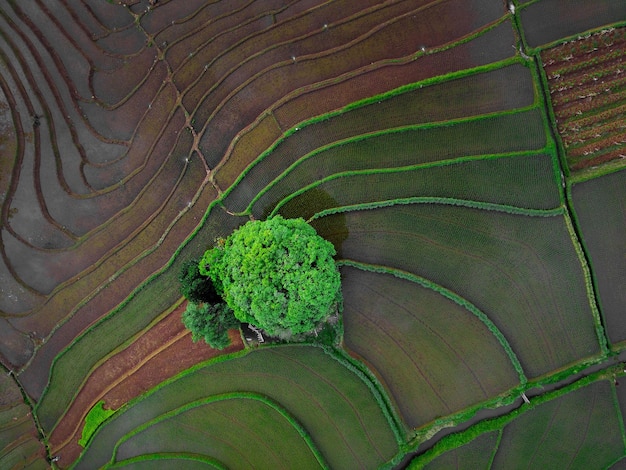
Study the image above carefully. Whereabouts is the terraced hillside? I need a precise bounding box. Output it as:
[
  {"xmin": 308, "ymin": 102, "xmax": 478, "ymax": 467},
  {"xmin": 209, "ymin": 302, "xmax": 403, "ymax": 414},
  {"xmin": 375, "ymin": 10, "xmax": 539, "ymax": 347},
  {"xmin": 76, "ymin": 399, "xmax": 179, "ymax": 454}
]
[{"xmin": 1, "ymin": 1, "xmax": 625, "ymax": 468}]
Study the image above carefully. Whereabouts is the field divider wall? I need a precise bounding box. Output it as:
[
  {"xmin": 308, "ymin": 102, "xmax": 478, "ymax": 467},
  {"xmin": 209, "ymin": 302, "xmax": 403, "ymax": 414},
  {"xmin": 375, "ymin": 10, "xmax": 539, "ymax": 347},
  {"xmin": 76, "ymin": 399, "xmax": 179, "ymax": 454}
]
[
  {"xmin": 336, "ymin": 260, "xmax": 527, "ymax": 387},
  {"xmin": 34, "ymin": 198, "xmax": 242, "ymax": 428},
  {"xmin": 318, "ymin": 345, "xmax": 407, "ymax": 450},
  {"xmin": 309, "ymin": 197, "xmax": 563, "ymax": 223},
  {"xmin": 238, "ymin": 104, "xmax": 542, "ymax": 215},
  {"xmin": 108, "ymin": 452, "xmax": 227, "ymax": 470},
  {"xmin": 269, "ymin": 150, "xmax": 555, "ymax": 218},
  {"xmin": 217, "ymin": 56, "xmax": 530, "ymax": 202},
  {"xmin": 407, "ymin": 368, "xmax": 623, "ymax": 468},
  {"xmin": 562, "ymin": 209, "xmax": 609, "ymax": 355},
  {"xmin": 106, "ymin": 392, "xmax": 329, "ymax": 470}
]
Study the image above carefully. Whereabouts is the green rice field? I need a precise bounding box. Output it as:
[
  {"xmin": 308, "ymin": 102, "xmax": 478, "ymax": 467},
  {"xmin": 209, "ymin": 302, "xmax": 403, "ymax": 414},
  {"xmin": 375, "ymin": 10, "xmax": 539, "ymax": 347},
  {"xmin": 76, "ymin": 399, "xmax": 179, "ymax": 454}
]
[{"xmin": 1, "ymin": 1, "xmax": 625, "ymax": 469}]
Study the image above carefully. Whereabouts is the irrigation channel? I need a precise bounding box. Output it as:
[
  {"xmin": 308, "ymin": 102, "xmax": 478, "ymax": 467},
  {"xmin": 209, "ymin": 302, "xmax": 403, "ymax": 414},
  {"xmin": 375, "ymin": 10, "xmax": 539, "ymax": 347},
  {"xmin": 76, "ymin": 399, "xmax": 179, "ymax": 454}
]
[{"xmin": 396, "ymin": 350, "xmax": 626, "ymax": 468}]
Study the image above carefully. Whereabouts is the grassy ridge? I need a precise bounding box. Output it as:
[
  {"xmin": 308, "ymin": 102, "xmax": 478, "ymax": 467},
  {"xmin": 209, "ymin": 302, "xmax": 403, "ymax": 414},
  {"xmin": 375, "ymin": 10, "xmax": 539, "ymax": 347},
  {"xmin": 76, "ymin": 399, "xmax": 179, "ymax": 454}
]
[
  {"xmin": 109, "ymin": 393, "xmax": 326, "ymax": 469},
  {"xmin": 315, "ymin": 202, "xmax": 600, "ymax": 378},
  {"xmin": 247, "ymin": 108, "xmax": 546, "ymax": 217},
  {"xmin": 339, "ymin": 265, "xmax": 521, "ymax": 429},
  {"xmin": 411, "ymin": 373, "xmax": 626, "ymax": 469},
  {"xmin": 72, "ymin": 346, "xmax": 398, "ymax": 470},
  {"xmin": 273, "ymin": 152, "xmax": 561, "ymax": 219}
]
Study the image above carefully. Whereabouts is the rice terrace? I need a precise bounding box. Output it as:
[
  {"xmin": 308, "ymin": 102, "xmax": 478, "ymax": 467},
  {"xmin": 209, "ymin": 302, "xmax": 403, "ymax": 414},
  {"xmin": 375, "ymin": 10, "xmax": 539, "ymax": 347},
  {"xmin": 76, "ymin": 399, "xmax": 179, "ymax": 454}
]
[{"xmin": 0, "ymin": 0, "xmax": 625, "ymax": 468}]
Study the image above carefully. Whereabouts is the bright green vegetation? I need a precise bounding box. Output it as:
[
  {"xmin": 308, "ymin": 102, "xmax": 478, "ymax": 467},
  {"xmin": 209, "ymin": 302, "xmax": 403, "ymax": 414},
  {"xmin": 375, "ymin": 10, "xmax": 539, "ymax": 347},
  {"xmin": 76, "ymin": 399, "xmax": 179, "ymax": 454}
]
[
  {"xmin": 414, "ymin": 378, "xmax": 626, "ymax": 469},
  {"xmin": 422, "ymin": 431, "xmax": 500, "ymax": 469},
  {"xmin": 178, "ymin": 258, "xmax": 221, "ymax": 305},
  {"xmin": 16, "ymin": 2, "xmax": 626, "ymax": 469},
  {"xmin": 72, "ymin": 346, "xmax": 400, "ymax": 469},
  {"xmin": 181, "ymin": 302, "xmax": 238, "ymax": 350},
  {"xmin": 79, "ymin": 401, "xmax": 116, "ymax": 448},
  {"xmin": 199, "ymin": 216, "xmax": 341, "ymax": 337}
]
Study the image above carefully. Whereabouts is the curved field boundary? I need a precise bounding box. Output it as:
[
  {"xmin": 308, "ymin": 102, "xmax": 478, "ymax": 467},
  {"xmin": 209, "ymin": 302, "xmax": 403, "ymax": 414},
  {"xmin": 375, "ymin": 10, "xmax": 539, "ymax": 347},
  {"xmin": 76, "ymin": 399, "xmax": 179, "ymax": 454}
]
[
  {"xmin": 313, "ymin": 200, "xmax": 601, "ymax": 378},
  {"xmin": 72, "ymin": 345, "xmax": 398, "ymax": 470},
  {"xmin": 337, "ymin": 263, "xmax": 522, "ymax": 431},
  {"xmin": 109, "ymin": 453, "xmax": 226, "ymax": 470},
  {"xmin": 219, "ymin": 57, "xmax": 534, "ymax": 209},
  {"xmin": 410, "ymin": 369, "xmax": 626, "ymax": 468},
  {"xmin": 33, "ymin": 201, "xmax": 248, "ymax": 430},
  {"xmin": 239, "ymin": 106, "xmax": 546, "ymax": 216},
  {"xmin": 106, "ymin": 393, "xmax": 328, "ymax": 470},
  {"xmin": 0, "ymin": 370, "xmax": 48, "ymax": 468},
  {"xmin": 214, "ymin": 19, "xmax": 518, "ymax": 190},
  {"xmin": 337, "ymin": 259, "xmax": 526, "ymax": 386},
  {"xmin": 270, "ymin": 151, "xmax": 562, "ymax": 219}
]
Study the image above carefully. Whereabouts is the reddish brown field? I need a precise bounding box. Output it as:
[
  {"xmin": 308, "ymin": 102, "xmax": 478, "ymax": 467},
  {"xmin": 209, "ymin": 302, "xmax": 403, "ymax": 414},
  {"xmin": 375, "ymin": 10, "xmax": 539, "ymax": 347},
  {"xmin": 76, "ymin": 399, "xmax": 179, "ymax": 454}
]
[
  {"xmin": 542, "ymin": 26, "xmax": 626, "ymax": 172},
  {"xmin": 46, "ymin": 301, "xmax": 244, "ymax": 467}
]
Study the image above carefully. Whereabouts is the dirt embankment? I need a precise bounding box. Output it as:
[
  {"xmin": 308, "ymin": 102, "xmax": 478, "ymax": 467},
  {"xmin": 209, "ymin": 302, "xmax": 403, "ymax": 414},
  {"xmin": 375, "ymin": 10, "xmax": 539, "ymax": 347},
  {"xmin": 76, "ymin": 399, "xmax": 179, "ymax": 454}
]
[{"xmin": 48, "ymin": 301, "xmax": 244, "ymax": 468}]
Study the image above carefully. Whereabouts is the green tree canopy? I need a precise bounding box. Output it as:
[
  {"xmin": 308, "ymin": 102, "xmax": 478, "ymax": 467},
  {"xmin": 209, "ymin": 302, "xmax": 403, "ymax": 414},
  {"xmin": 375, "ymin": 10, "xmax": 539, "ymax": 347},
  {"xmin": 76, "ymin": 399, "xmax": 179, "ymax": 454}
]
[
  {"xmin": 182, "ymin": 302, "xmax": 238, "ymax": 350},
  {"xmin": 200, "ymin": 216, "xmax": 341, "ymax": 336},
  {"xmin": 178, "ymin": 258, "xmax": 220, "ymax": 304}
]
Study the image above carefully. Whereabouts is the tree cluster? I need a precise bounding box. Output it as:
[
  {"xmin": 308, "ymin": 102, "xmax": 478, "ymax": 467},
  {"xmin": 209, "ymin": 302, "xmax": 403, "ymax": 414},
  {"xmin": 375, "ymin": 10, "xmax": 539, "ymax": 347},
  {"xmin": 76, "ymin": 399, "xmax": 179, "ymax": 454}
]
[
  {"xmin": 178, "ymin": 258, "xmax": 236, "ymax": 350},
  {"xmin": 200, "ymin": 216, "xmax": 341, "ymax": 337}
]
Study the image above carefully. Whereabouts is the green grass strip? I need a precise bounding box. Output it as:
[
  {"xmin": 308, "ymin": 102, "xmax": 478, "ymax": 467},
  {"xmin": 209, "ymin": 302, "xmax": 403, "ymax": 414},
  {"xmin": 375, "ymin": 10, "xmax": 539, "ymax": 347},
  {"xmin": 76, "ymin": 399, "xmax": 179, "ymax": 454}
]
[
  {"xmin": 108, "ymin": 452, "xmax": 227, "ymax": 469},
  {"xmin": 562, "ymin": 210, "xmax": 609, "ymax": 355},
  {"xmin": 337, "ymin": 260, "xmax": 527, "ymax": 387},
  {"xmin": 78, "ymin": 401, "xmax": 117, "ymax": 448},
  {"xmin": 241, "ymin": 105, "xmax": 541, "ymax": 215},
  {"xmin": 309, "ymin": 196, "xmax": 563, "ymax": 222},
  {"xmin": 408, "ymin": 368, "xmax": 621, "ymax": 469},
  {"xmin": 269, "ymin": 149, "xmax": 555, "ymax": 218},
  {"xmin": 106, "ymin": 392, "xmax": 329, "ymax": 470}
]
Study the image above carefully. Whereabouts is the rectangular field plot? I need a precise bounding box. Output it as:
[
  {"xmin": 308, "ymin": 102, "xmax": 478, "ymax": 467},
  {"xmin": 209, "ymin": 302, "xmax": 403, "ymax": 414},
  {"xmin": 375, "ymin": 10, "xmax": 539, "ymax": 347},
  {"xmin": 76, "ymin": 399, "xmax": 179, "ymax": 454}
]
[
  {"xmin": 317, "ymin": 204, "xmax": 600, "ymax": 379},
  {"xmin": 246, "ymin": 109, "xmax": 546, "ymax": 217},
  {"xmin": 341, "ymin": 267, "xmax": 520, "ymax": 429},
  {"xmin": 73, "ymin": 346, "xmax": 398, "ymax": 470},
  {"xmin": 572, "ymin": 169, "xmax": 626, "ymax": 345},
  {"xmin": 275, "ymin": 153, "xmax": 561, "ymax": 220},
  {"xmin": 491, "ymin": 380, "xmax": 624, "ymax": 468},
  {"xmin": 520, "ymin": 0, "xmax": 626, "ymax": 48}
]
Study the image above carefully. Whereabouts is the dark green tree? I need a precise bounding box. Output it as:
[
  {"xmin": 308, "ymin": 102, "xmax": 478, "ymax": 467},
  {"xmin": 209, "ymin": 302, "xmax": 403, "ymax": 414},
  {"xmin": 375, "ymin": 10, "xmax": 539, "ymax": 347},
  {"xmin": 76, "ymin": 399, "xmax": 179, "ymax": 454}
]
[
  {"xmin": 199, "ymin": 216, "xmax": 341, "ymax": 337},
  {"xmin": 178, "ymin": 258, "xmax": 220, "ymax": 304},
  {"xmin": 182, "ymin": 302, "xmax": 239, "ymax": 350}
]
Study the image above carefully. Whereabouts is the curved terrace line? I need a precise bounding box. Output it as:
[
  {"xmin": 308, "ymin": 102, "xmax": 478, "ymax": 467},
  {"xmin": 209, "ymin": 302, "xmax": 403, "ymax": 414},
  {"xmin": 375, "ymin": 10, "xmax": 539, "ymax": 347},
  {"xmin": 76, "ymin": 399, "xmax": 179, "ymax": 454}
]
[
  {"xmin": 108, "ymin": 393, "xmax": 328, "ymax": 470},
  {"xmin": 32, "ymin": 197, "xmax": 229, "ymax": 417},
  {"xmin": 233, "ymin": 104, "xmax": 541, "ymax": 214},
  {"xmin": 337, "ymin": 260, "xmax": 527, "ymax": 385},
  {"xmin": 212, "ymin": 23, "xmax": 518, "ymax": 178},
  {"xmin": 107, "ymin": 452, "xmax": 228, "ymax": 470},
  {"xmin": 269, "ymin": 149, "xmax": 557, "ymax": 217}
]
